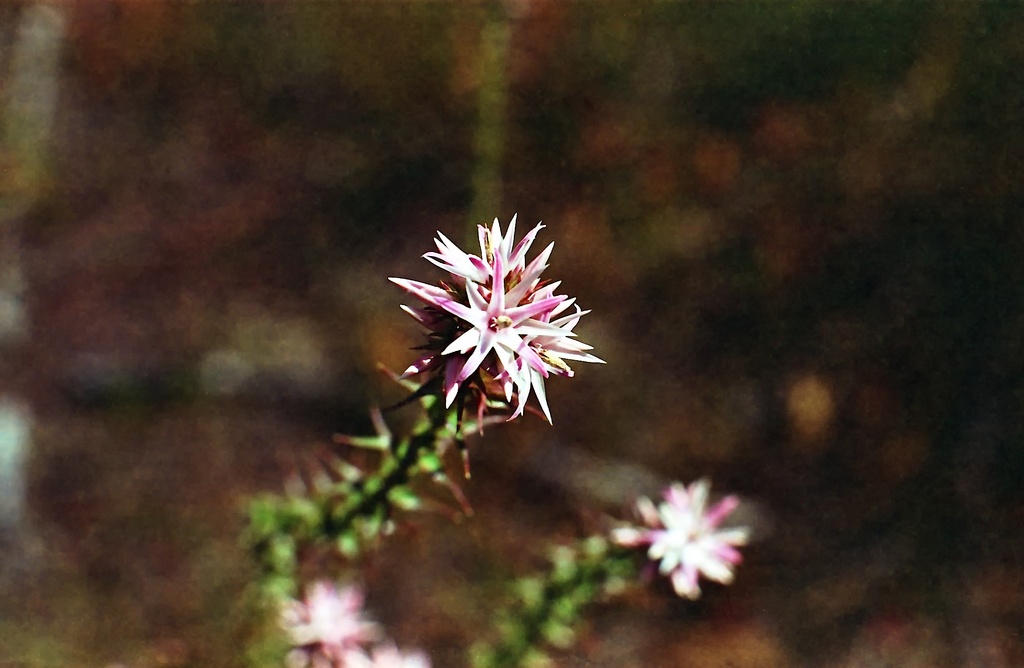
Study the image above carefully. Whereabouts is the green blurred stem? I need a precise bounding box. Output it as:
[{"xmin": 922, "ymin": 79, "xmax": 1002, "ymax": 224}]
[
  {"xmin": 469, "ymin": 4, "xmax": 511, "ymax": 227},
  {"xmin": 246, "ymin": 395, "xmax": 459, "ymax": 597},
  {"xmin": 472, "ymin": 537, "xmax": 639, "ymax": 668},
  {"xmin": 322, "ymin": 416, "xmax": 444, "ymax": 541}
]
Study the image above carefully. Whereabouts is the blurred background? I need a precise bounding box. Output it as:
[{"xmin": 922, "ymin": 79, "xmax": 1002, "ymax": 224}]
[{"xmin": 1, "ymin": 1, "xmax": 1023, "ymax": 666}]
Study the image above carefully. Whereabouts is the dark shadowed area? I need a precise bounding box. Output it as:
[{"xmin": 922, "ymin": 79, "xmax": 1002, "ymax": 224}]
[{"xmin": 1, "ymin": 2, "xmax": 1023, "ymax": 666}]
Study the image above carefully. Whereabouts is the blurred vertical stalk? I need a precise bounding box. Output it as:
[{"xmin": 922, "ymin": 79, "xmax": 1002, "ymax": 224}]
[
  {"xmin": 0, "ymin": 4, "xmax": 65, "ymax": 542},
  {"xmin": 468, "ymin": 2, "xmax": 511, "ymax": 228},
  {"xmin": 2, "ymin": 4, "xmax": 64, "ymax": 222},
  {"xmin": 0, "ymin": 400, "xmax": 30, "ymax": 534}
]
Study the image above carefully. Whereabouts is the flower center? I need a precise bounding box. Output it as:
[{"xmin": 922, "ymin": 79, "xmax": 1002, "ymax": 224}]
[{"xmin": 489, "ymin": 315, "xmax": 513, "ymax": 331}]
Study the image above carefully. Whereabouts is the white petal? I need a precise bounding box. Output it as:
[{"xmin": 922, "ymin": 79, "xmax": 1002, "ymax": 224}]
[
  {"xmin": 712, "ymin": 527, "xmax": 751, "ymax": 546},
  {"xmin": 671, "ymin": 568, "xmax": 701, "ymax": 599},
  {"xmin": 508, "ymin": 221, "xmax": 545, "ymax": 270},
  {"xmin": 530, "ymin": 367, "xmax": 552, "ymax": 423},
  {"xmin": 636, "ymin": 497, "xmax": 660, "ymax": 526},
  {"xmin": 610, "ymin": 527, "xmax": 645, "ymax": 546},
  {"xmin": 499, "ymin": 213, "xmax": 517, "ymax": 261},
  {"xmin": 442, "ymin": 328, "xmax": 480, "ymax": 355},
  {"xmin": 695, "ymin": 553, "xmax": 736, "ymax": 584}
]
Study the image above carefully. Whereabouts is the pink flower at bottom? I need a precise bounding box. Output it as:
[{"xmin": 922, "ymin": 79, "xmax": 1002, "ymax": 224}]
[
  {"xmin": 611, "ymin": 479, "xmax": 750, "ymax": 600},
  {"xmin": 281, "ymin": 581, "xmax": 381, "ymax": 666},
  {"xmin": 342, "ymin": 643, "xmax": 432, "ymax": 668}
]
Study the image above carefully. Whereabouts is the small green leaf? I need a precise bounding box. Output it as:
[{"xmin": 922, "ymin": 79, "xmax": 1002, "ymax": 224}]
[
  {"xmin": 335, "ymin": 530, "xmax": 360, "ymax": 558},
  {"xmin": 246, "ymin": 497, "xmax": 280, "ymax": 540},
  {"xmin": 549, "ymin": 547, "xmax": 578, "ymax": 584},
  {"xmin": 581, "ymin": 535, "xmax": 609, "ymax": 558},
  {"xmin": 329, "ymin": 458, "xmax": 365, "ymax": 483},
  {"xmin": 260, "ymin": 574, "xmax": 297, "ymax": 600},
  {"xmin": 285, "ymin": 497, "xmax": 322, "ymax": 534},
  {"xmin": 541, "ymin": 620, "xmax": 576, "ymax": 649},
  {"xmin": 268, "ymin": 535, "xmax": 296, "ymax": 573},
  {"xmin": 361, "ymin": 476, "xmax": 383, "ymax": 496},
  {"xmin": 552, "ymin": 596, "xmax": 578, "ymax": 623},
  {"xmin": 443, "ymin": 406, "xmax": 461, "ymax": 436},
  {"xmin": 494, "ymin": 609, "xmax": 522, "ymax": 637},
  {"xmin": 417, "ymin": 450, "xmax": 443, "ymax": 474},
  {"xmin": 515, "ymin": 576, "xmax": 544, "ymax": 609},
  {"xmin": 567, "ymin": 582, "xmax": 597, "ymax": 608},
  {"xmin": 335, "ymin": 434, "xmax": 390, "ymax": 451},
  {"xmin": 603, "ymin": 575, "xmax": 628, "ymax": 596},
  {"xmin": 359, "ymin": 509, "xmax": 385, "ymax": 539},
  {"xmin": 388, "ymin": 485, "xmax": 423, "ymax": 511},
  {"xmin": 522, "ymin": 647, "xmax": 554, "ymax": 668}
]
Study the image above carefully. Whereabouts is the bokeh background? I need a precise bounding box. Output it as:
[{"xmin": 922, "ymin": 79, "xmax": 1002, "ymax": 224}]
[{"xmin": 2, "ymin": 1, "xmax": 1023, "ymax": 666}]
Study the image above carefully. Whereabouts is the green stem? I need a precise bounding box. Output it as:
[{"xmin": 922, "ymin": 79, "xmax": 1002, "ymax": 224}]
[
  {"xmin": 322, "ymin": 423, "xmax": 440, "ymax": 541},
  {"xmin": 472, "ymin": 537, "xmax": 639, "ymax": 668},
  {"xmin": 469, "ymin": 2, "xmax": 511, "ymax": 227},
  {"xmin": 245, "ymin": 398, "xmax": 459, "ymax": 596}
]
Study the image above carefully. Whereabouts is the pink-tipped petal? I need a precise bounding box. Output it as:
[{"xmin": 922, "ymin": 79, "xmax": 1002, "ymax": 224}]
[
  {"xmin": 498, "ymin": 213, "xmax": 517, "ymax": 261},
  {"xmin": 508, "ymin": 221, "xmax": 545, "ymax": 269},
  {"xmin": 443, "ymin": 359, "xmax": 462, "ymax": 407},
  {"xmin": 401, "ymin": 354, "xmax": 436, "ymax": 378},
  {"xmin": 704, "ymin": 495, "xmax": 741, "ymax": 528},
  {"xmin": 441, "ymin": 328, "xmax": 481, "ymax": 356},
  {"xmin": 530, "ymin": 367, "xmax": 552, "ymax": 423}
]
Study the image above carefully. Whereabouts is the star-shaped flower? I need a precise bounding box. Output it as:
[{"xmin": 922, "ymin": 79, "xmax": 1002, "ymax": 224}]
[
  {"xmin": 281, "ymin": 581, "xmax": 380, "ymax": 667},
  {"xmin": 611, "ymin": 479, "xmax": 750, "ymax": 599},
  {"xmin": 390, "ymin": 215, "xmax": 603, "ymax": 422}
]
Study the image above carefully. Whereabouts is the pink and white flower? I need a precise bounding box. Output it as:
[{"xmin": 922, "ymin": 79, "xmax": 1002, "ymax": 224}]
[
  {"xmin": 390, "ymin": 215, "xmax": 603, "ymax": 422},
  {"xmin": 611, "ymin": 479, "xmax": 750, "ymax": 600},
  {"xmin": 343, "ymin": 643, "xmax": 432, "ymax": 668},
  {"xmin": 281, "ymin": 581, "xmax": 381, "ymax": 667}
]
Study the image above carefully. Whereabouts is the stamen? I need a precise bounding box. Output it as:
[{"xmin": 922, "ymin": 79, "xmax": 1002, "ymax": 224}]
[
  {"xmin": 539, "ymin": 349, "xmax": 573, "ymax": 374},
  {"xmin": 490, "ymin": 315, "xmax": 513, "ymax": 331},
  {"xmin": 483, "ymin": 231, "xmax": 495, "ymax": 265}
]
